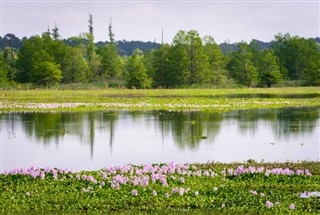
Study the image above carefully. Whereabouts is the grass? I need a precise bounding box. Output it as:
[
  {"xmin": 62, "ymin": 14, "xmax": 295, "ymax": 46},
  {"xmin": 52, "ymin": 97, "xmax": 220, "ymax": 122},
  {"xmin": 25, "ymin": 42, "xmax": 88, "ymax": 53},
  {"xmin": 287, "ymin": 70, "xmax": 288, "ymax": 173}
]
[
  {"xmin": 0, "ymin": 87, "xmax": 319, "ymax": 112},
  {"xmin": 1, "ymin": 161, "xmax": 320, "ymax": 214}
]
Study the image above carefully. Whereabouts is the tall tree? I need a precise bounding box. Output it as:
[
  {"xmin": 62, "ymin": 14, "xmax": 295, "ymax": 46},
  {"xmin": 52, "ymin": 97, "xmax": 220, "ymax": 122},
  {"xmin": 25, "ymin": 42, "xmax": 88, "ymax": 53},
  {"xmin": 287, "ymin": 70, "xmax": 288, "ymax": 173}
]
[
  {"xmin": 168, "ymin": 31, "xmax": 190, "ymax": 86},
  {"xmin": 31, "ymin": 50, "xmax": 62, "ymax": 86},
  {"xmin": 85, "ymin": 13, "xmax": 101, "ymax": 81},
  {"xmin": 97, "ymin": 18, "xmax": 122, "ymax": 80},
  {"xmin": 228, "ymin": 42, "xmax": 259, "ymax": 87},
  {"xmin": 258, "ymin": 49, "xmax": 282, "ymax": 87},
  {"xmin": 2, "ymin": 47, "xmax": 17, "ymax": 81},
  {"xmin": 108, "ymin": 18, "xmax": 115, "ymax": 44},
  {"xmin": 125, "ymin": 49, "xmax": 152, "ymax": 89},
  {"xmin": 150, "ymin": 44, "xmax": 171, "ymax": 88},
  {"xmin": 187, "ymin": 30, "xmax": 210, "ymax": 84},
  {"xmin": 52, "ymin": 22, "xmax": 60, "ymax": 41},
  {"xmin": 203, "ymin": 36, "xmax": 228, "ymax": 85},
  {"xmin": 16, "ymin": 36, "xmax": 43, "ymax": 83},
  {"xmin": 0, "ymin": 51, "xmax": 9, "ymax": 84},
  {"xmin": 272, "ymin": 34, "xmax": 320, "ymax": 84},
  {"xmin": 61, "ymin": 46, "xmax": 89, "ymax": 83}
]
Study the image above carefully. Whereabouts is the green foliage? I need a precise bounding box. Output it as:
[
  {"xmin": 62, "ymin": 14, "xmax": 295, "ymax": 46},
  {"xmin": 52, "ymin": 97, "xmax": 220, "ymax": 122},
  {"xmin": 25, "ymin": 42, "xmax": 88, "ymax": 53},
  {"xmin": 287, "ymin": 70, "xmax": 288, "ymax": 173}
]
[
  {"xmin": 0, "ymin": 51, "xmax": 9, "ymax": 84},
  {"xmin": 125, "ymin": 49, "xmax": 152, "ymax": 89},
  {"xmin": 203, "ymin": 36, "xmax": 229, "ymax": 85},
  {"xmin": 1, "ymin": 162, "xmax": 320, "ymax": 213},
  {"xmin": 228, "ymin": 42, "xmax": 259, "ymax": 87},
  {"xmin": 16, "ymin": 35, "xmax": 43, "ymax": 83},
  {"xmin": 258, "ymin": 50, "xmax": 282, "ymax": 87},
  {"xmin": 31, "ymin": 50, "xmax": 62, "ymax": 85},
  {"xmin": 3, "ymin": 29, "xmax": 320, "ymax": 88},
  {"xmin": 150, "ymin": 44, "xmax": 171, "ymax": 88},
  {"xmin": 61, "ymin": 46, "xmax": 89, "ymax": 83},
  {"xmin": 98, "ymin": 44, "xmax": 122, "ymax": 80},
  {"xmin": 271, "ymin": 34, "xmax": 320, "ymax": 85}
]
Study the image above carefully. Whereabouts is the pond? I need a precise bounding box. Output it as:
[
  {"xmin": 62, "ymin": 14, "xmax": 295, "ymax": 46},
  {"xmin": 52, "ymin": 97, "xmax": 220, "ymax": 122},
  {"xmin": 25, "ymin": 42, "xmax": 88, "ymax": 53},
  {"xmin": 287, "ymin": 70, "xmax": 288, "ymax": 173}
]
[{"xmin": 1, "ymin": 107, "xmax": 319, "ymax": 172}]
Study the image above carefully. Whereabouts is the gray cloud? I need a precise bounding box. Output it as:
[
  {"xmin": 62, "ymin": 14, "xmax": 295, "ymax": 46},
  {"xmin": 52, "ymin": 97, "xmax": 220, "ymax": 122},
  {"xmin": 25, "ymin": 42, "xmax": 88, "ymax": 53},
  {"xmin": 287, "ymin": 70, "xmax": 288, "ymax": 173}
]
[{"xmin": 2, "ymin": 1, "xmax": 319, "ymax": 43}]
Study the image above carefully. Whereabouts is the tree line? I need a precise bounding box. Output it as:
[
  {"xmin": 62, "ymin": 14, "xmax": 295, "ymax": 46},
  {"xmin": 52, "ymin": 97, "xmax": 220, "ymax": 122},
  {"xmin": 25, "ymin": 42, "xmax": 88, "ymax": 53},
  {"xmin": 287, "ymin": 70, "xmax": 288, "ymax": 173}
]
[{"xmin": 0, "ymin": 15, "xmax": 319, "ymax": 88}]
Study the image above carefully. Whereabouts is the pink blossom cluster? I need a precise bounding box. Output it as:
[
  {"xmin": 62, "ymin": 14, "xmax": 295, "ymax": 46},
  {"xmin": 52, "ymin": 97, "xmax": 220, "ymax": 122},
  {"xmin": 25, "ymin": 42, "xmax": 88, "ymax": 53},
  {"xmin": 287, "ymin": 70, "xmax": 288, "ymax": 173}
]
[
  {"xmin": 3, "ymin": 167, "xmax": 72, "ymax": 180},
  {"xmin": 221, "ymin": 166, "xmax": 312, "ymax": 177},
  {"xmin": 98, "ymin": 162, "xmax": 216, "ymax": 190}
]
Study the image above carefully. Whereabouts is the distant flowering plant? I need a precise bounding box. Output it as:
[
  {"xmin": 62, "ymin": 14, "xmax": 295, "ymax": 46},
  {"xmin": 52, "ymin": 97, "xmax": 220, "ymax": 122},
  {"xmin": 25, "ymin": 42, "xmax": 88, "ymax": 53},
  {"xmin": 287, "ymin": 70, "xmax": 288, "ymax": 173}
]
[
  {"xmin": 266, "ymin": 200, "xmax": 273, "ymax": 208},
  {"xmin": 152, "ymin": 190, "xmax": 157, "ymax": 196},
  {"xmin": 289, "ymin": 203, "xmax": 295, "ymax": 209},
  {"xmin": 131, "ymin": 189, "xmax": 138, "ymax": 196},
  {"xmin": 289, "ymin": 203, "xmax": 296, "ymax": 210}
]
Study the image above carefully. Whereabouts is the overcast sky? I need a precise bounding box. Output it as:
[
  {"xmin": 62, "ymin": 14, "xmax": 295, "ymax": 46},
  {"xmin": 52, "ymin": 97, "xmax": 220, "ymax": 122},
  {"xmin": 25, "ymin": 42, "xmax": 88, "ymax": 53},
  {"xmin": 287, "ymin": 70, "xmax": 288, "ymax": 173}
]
[{"xmin": 1, "ymin": 0, "xmax": 319, "ymax": 44}]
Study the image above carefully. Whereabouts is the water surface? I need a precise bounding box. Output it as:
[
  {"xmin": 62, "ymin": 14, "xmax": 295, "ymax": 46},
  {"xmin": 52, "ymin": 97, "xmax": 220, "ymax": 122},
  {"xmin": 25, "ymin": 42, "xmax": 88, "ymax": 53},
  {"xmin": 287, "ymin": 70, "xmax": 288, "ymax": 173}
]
[{"xmin": 1, "ymin": 107, "xmax": 319, "ymax": 172}]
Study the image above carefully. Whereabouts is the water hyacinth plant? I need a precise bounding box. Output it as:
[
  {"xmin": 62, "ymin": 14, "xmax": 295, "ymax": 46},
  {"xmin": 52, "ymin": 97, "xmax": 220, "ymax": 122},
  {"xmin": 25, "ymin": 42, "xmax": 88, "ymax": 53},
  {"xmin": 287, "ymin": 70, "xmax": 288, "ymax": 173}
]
[{"xmin": 1, "ymin": 162, "xmax": 320, "ymax": 213}]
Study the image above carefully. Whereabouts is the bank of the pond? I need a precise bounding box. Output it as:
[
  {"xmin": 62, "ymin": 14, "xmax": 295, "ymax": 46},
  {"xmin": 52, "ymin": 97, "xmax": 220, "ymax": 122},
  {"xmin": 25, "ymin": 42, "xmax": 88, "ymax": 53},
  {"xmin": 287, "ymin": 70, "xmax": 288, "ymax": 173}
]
[
  {"xmin": 1, "ymin": 162, "xmax": 320, "ymax": 214},
  {"xmin": 0, "ymin": 87, "xmax": 319, "ymax": 112}
]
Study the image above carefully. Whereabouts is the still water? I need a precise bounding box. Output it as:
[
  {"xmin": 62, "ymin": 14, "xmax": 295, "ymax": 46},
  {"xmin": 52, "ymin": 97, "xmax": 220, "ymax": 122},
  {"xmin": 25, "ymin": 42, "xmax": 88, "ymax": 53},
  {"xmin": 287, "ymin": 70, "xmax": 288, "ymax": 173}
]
[{"xmin": 1, "ymin": 107, "xmax": 319, "ymax": 172}]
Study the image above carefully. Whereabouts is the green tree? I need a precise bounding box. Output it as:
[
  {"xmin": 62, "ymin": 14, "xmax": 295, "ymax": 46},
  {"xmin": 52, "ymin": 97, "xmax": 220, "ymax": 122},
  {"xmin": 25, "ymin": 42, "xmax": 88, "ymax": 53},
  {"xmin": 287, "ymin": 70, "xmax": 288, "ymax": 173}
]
[
  {"xmin": 85, "ymin": 13, "xmax": 101, "ymax": 81},
  {"xmin": 61, "ymin": 46, "xmax": 89, "ymax": 83},
  {"xmin": 187, "ymin": 30, "xmax": 210, "ymax": 84},
  {"xmin": 258, "ymin": 49, "xmax": 282, "ymax": 87},
  {"xmin": 2, "ymin": 47, "xmax": 17, "ymax": 81},
  {"xmin": 203, "ymin": 36, "xmax": 228, "ymax": 85},
  {"xmin": 228, "ymin": 42, "xmax": 259, "ymax": 87},
  {"xmin": 168, "ymin": 31, "xmax": 190, "ymax": 86},
  {"xmin": 169, "ymin": 30, "xmax": 210, "ymax": 86},
  {"xmin": 0, "ymin": 51, "xmax": 9, "ymax": 84},
  {"xmin": 97, "ymin": 19, "xmax": 122, "ymax": 80},
  {"xmin": 16, "ymin": 36, "xmax": 43, "ymax": 83},
  {"xmin": 31, "ymin": 50, "xmax": 62, "ymax": 86},
  {"xmin": 52, "ymin": 23, "xmax": 60, "ymax": 41},
  {"xmin": 303, "ymin": 53, "xmax": 320, "ymax": 86},
  {"xmin": 16, "ymin": 31, "xmax": 67, "ymax": 85},
  {"xmin": 125, "ymin": 49, "xmax": 152, "ymax": 89},
  {"xmin": 272, "ymin": 34, "xmax": 320, "ymax": 85},
  {"xmin": 150, "ymin": 44, "xmax": 171, "ymax": 88}
]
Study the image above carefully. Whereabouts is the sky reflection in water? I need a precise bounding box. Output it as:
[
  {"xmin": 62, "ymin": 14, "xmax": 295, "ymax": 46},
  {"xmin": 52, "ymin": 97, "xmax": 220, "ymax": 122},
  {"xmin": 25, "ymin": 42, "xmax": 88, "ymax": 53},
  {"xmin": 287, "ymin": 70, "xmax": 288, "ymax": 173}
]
[{"xmin": 1, "ymin": 107, "xmax": 319, "ymax": 172}]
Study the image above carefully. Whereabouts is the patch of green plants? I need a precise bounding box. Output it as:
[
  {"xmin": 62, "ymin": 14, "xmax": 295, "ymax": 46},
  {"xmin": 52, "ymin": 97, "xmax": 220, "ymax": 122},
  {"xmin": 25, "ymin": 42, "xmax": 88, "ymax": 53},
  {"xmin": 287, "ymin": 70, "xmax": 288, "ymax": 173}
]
[
  {"xmin": 0, "ymin": 87, "xmax": 319, "ymax": 113},
  {"xmin": 1, "ymin": 161, "xmax": 320, "ymax": 214}
]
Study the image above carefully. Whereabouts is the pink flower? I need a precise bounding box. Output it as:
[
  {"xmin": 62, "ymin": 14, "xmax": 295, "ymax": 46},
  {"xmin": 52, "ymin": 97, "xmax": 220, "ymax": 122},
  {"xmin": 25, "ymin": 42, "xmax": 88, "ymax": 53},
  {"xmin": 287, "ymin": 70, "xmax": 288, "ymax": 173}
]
[
  {"xmin": 179, "ymin": 177, "xmax": 185, "ymax": 183},
  {"xmin": 131, "ymin": 189, "xmax": 138, "ymax": 196},
  {"xmin": 194, "ymin": 191, "xmax": 199, "ymax": 196},
  {"xmin": 289, "ymin": 203, "xmax": 295, "ymax": 209},
  {"xmin": 172, "ymin": 187, "xmax": 179, "ymax": 194},
  {"xmin": 165, "ymin": 193, "xmax": 169, "ymax": 198},
  {"xmin": 266, "ymin": 200, "xmax": 273, "ymax": 208},
  {"xmin": 152, "ymin": 190, "xmax": 157, "ymax": 196},
  {"xmin": 203, "ymin": 171, "xmax": 209, "ymax": 176},
  {"xmin": 179, "ymin": 188, "xmax": 185, "ymax": 196},
  {"xmin": 40, "ymin": 172, "xmax": 45, "ymax": 180},
  {"xmin": 221, "ymin": 203, "xmax": 225, "ymax": 208},
  {"xmin": 213, "ymin": 187, "xmax": 218, "ymax": 192},
  {"xmin": 260, "ymin": 193, "xmax": 265, "ymax": 197},
  {"xmin": 250, "ymin": 190, "xmax": 257, "ymax": 195}
]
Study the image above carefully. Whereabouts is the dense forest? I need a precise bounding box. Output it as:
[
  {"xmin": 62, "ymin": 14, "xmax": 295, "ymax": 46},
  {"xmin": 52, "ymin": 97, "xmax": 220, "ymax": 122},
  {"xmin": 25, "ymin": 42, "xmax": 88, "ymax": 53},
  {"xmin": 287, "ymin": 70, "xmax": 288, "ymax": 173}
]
[{"xmin": 0, "ymin": 15, "xmax": 320, "ymax": 88}]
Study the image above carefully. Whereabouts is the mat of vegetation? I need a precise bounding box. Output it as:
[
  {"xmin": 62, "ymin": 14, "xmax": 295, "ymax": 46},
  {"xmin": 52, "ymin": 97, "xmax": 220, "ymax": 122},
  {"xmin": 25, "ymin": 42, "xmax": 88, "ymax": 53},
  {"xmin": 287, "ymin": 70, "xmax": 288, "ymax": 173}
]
[
  {"xmin": 1, "ymin": 161, "xmax": 320, "ymax": 214},
  {"xmin": 1, "ymin": 87, "xmax": 319, "ymax": 112}
]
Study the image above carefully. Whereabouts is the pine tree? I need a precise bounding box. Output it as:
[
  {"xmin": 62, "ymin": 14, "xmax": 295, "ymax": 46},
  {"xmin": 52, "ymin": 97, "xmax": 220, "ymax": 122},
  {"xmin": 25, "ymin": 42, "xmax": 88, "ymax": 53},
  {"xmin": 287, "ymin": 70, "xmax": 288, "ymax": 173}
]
[{"xmin": 52, "ymin": 22, "xmax": 60, "ymax": 41}]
